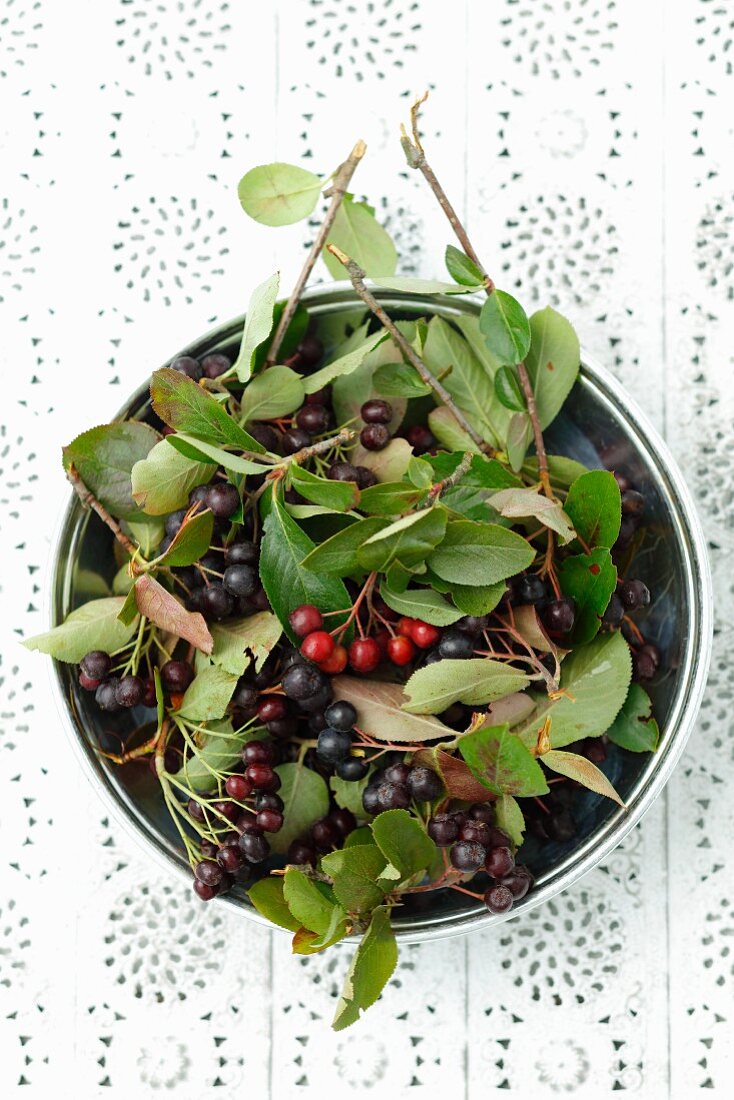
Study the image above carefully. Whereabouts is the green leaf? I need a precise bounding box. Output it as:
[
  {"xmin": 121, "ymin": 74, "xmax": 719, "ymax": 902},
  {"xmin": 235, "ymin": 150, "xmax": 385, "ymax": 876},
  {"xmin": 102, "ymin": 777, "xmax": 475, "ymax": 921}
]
[
  {"xmin": 331, "ymin": 676, "xmax": 450, "ymax": 743},
  {"xmin": 357, "ymin": 507, "xmax": 448, "ymax": 572},
  {"xmin": 332, "ymin": 906, "xmax": 397, "ymax": 1031},
  {"xmin": 523, "ymin": 454, "xmax": 589, "ymax": 490},
  {"xmin": 331, "ymin": 330, "xmax": 408, "ymax": 430},
  {"xmin": 239, "ymin": 365, "xmax": 305, "ymax": 423},
  {"xmin": 371, "ymin": 809, "xmax": 437, "ymax": 882},
  {"xmin": 427, "ymin": 407, "xmax": 482, "ymax": 455},
  {"xmin": 321, "ymin": 844, "xmax": 388, "ymax": 913},
  {"xmin": 248, "ymin": 876, "xmax": 302, "ymax": 932},
  {"xmin": 289, "ymin": 464, "xmax": 360, "ymax": 512},
  {"xmin": 283, "ymin": 867, "xmax": 340, "ymax": 935},
  {"xmin": 123, "ymin": 517, "xmax": 165, "ymax": 557},
  {"xmin": 167, "ymin": 433, "xmax": 271, "ymax": 476},
  {"xmin": 292, "ymin": 908, "xmax": 348, "ymax": 954},
  {"xmin": 134, "ymin": 574, "xmax": 214, "ymax": 653},
  {"xmin": 175, "ymin": 721, "xmax": 264, "ymax": 791},
  {"xmin": 423, "ymin": 316, "xmax": 497, "ymax": 444},
  {"xmin": 407, "ymin": 457, "xmax": 434, "ymax": 489},
  {"xmin": 303, "ymin": 331, "xmax": 387, "ymax": 394},
  {"xmin": 413, "ymin": 747, "xmax": 497, "ymax": 802},
  {"xmin": 514, "ymin": 632, "xmax": 632, "ymax": 748},
  {"xmin": 210, "ymin": 611, "xmax": 283, "ymax": 676},
  {"xmin": 116, "ymin": 584, "xmax": 139, "ymax": 625},
  {"xmin": 379, "ymin": 583, "xmax": 463, "ymax": 626},
  {"xmin": 322, "ymin": 198, "xmax": 397, "ymax": 279},
  {"xmin": 150, "ymin": 368, "xmax": 266, "ymax": 453},
  {"xmin": 271, "ymin": 763, "xmax": 331, "ymax": 854},
  {"xmin": 373, "ymin": 361, "xmax": 432, "ymax": 398},
  {"xmin": 345, "ymin": 826, "xmax": 375, "ymax": 848},
  {"xmin": 525, "ymin": 306, "xmax": 580, "ymax": 429},
  {"xmin": 564, "ymin": 470, "xmax": 622, "ymax": 550},
  {"xmin": 425, "ymin": 452, "xmax": 521, "ymax": 522},
  {"xmin": 488, "ymin": 487, "xmax": 576, "ymax": 544},
  {"xmin": 351, "ymin": 438, "xmax": 413, "ymax": 484},
  {"xmin": 301, "ymin": 515, "xmax": 388, "ymax": 574},
  {"xmin": 358, "ymin": 481, "xmax": 427, "ymax": 516},
  {"xmin": 373, "ymin": 275, "xmax": 479, "ymax": 295},
  {"xmin": 558, "ymin": 548, "xmax": 617, "ymax": 644},
  {"xmin": 403, "ymin": 659, "xmax": 530, "ymax": 715},
  {"xmin": 494, "ymin": 794, "xmax": 525, "ymax": 847},
  {"xmin": 445, "ymin": 244, "xmax": 485, "ymax": 287},
  {"xmin": 238, "ymin": 163, "xmax": 322, "ymax": 227},
  {"xmin": 259, "ymin": 495, "xmax": 353, "ymax": 642},
  {"xmin": 606, "ymin": 683, "xmax": 660, "ymax": 753},
  {"xmin": 177, "ymin": 665, "xmax": 238, "ymax": 721},
  {"xmin": 427, "ymin": 519, "xmax": 535, "ymax": 586},
  {"xmin": 452, "ymin": 314, "xmax": 515, "ymax": 446},
  {"xmin": 479, "ymin": 290, "xmax": 531, "ymax": 366},
  {"xmin": 542, "ymin": 749, "xmax": 624, "ymax": 805},
  {"xmin": 494, "ymin": 366, "xmax": 527, "ymax": 412},
  {"xmin": 23, "ymin": 597, "xmax": 138, "ymax": 663},
  {"xmin": 232, "ymin": 272, "xmax": 281, "ymax": 381},
  {"xmin": 450, "ymin": 580, "xmax": 507, "ymax": 616},
  {"xmin": 62, "ymin": 422, "xmax": 160, "ymax": 520},
  {"xmin": 330, "ymin": 771, "xmax": 374, "ymax": 818},
  {"xmin": 506, "ymin": 411, "xmax": 533, "ymax": 472},
  {"xmin": 131, "ymin": 439, "xmax": 214, "ymax": 515},
  {"xmin": 152, "ymin": 509, "xmax": 214, "ymax": 569},
  {"xmin": 459, "ymin": 723, "xmax": 549, "ymax": 797}
]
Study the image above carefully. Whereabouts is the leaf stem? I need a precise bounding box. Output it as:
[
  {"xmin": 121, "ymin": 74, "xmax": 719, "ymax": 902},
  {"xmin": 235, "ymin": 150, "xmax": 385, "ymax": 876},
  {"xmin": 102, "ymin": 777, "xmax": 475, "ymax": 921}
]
[
  {"xmin": 66, "ymin": 464, "xmax": 140, "ymax": 559},
  {"xmin": 265, "ymin": 139, "xmax": 367, "ymax": 367},
  {"xmin": 325, "ymin": 245, "xmax": 490, "ymax": 453},
  {"xmin": 516, "ymin": 362, "xmax": 553, "ymax": 499}
]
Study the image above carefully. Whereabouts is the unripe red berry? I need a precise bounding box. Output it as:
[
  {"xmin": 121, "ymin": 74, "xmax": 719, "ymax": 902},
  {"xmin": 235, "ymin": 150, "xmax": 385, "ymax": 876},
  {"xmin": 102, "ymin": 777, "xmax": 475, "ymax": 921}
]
[
  {"xmin": 348, "ymin": 637, "xmax": 382, "ymax": 673},
  {"xmin": 318, "ymin": 643, "xmax": 348, "ymax": 675},
  {"xmin": 301, "ymin": 630, "xmax": 335, "ymax": 663},
  {"xmin": 410, "ymin": 620, "xmax": 441, "ymax": 648},
  {"xmin": 387, "ymin": 635, "xmax": 415, "ymax": 666},
  {"xmin": 289, "ymin": 604, "xmax": 323, "ymax": 637}
]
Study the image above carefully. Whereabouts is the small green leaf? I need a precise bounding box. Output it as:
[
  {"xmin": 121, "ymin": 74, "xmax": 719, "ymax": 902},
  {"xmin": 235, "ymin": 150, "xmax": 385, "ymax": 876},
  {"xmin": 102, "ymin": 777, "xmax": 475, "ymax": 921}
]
[
  {"xmin": 494, "ymin": 366, "xmax": 527, "ymax": 412},
  {"xmin": 116, "ymin": 584, "xmax": 139, "ymax": 625},
  {"xmin": 506, "ymin": 411, "xmax": 533, "ymax": 472},
  {"xmin": 238, "ymin": 163, "xmax": 323, "ymax": 227},
  {"xmin": 373, "ymin": 275, "xmax": 479, "ymax": 295},
  {"xmin": 289, "ymin": 464, "xmax": 360, "ymax": 512},
  {"xmin": 259, "ymin": 495, "xmax": 354, "ymax": 642},
  {"xmin": 293, "ymin": 907, "xmax": 348, "ymax": 953},
  {"xmin": 358, "ymin": 481, "xmax": 427, "ymax": 516},
  {"xmin": 323, "ymin": 198, "xmax": 397, "ymax": 279},
  {"xmin": 357, "ymin": 507, "xmax": 448, "ymax": 572},
  {"xmin": 332, "ymin": 906, "xmax": 397, "ymax": 1031},
  {"xmin": 233, "ymin": 272, "xmax": 281, "ymax": 381},
  {"xmin": 300, "ymin": 515, "xmax": 386, "ymax": 575},
  {"xmin": 331, "ymin": 676, "xmax": 450, "ymax": 743},
  {"xmin": 542, "ymin": 749, "xmax": 624, "ymax": 805},
  {"xmin": 167, "ymin": 433, "xmax": 271, "ymax": 476},
  {"xmin": 494, "ymin": 794, "xmax": 525, "ymax": 847},
  {"xmin": 425, "ymin": 452, "xmax": 521, "ymax": 522},
  {"xmin": 283, "ymin": 867, "xmax": 340, "ymax": 935},
  {"xmin": 406, "ymin": 456, "xmax": 434, "ymax": 489},
  {"xmin": 564, "ymin": 470, "xmax": 622, "ymax": 550},
  {"xmin": 451, "ymin": 581, "xmax": 507, "ymax": 616},
  {"xmin": 23, "ymin": 597, "xmax": 138, "ymax": 663},
  {"xmin": 152, "ymin": 509, "xmax": 214, "ymax": 569},
  {"xmin": 210, "ymin": 611, "xmax": 283, "ymax": 676},
  {"xmin": 150, "ymin": 368, "xmax": 265, "ymax": 453},
  {"xmin": 558, "ymin": 548, "xmax": 617, "ymax": 644},
  {"xmin": 345, "ymin": 826, "xmax": 375, "ymax": 848},
  {"xmin": 427, "ymin": 519, "xmax": 535, "ymax": 586},
  {"xmin": 248, "ymin": 876, "xmax": 302, "ymax": 932},
  {"xmin": 413, "ymin": 747, "xmax": 497, "ymax": 802},
  {"xmin": 459, "ymin": 723, "xmax": 549, "ymax": 797},
  {"xmin": 177, "ymin": 665, "xmax": 238, "ymax": 721},
  {"xmin": 479, "ymin": 290, "xmax": 531, "ymax": 366},
  {"xmin": 321, "ymin": 844, "xmax": 388, "ymax": 913},
  {"xmin": 373, "ymin": 361, "xmax": 432, "ymax": 398},
  {"xmin": 131, "ymin": 439, "xmax": 214, "ymax": 515},
  {"xmin": 303, "ymin": 331, "xmax": 387, "ymax": 394},
  {"xmin": 606, "ymin": 683, "xmax": 660, "ymax": 753},
  {"xmin": 445, "ymin": 244, "xmax": 485, "ymax": 287},
  {"xmin": 423, "ymin": 316, "xmax": 497, "ymax": 444},
  {"xmin": 525, "ymin": 306, "xmax": 580, "ymax": 429},
  {"xmin": 488, "ymin": 487, "xmax": 576, "ymax": 544},
  {"xmin": 351, "ymin": 437, "xmax": 413, "ymax": 483},
  {"xmin": 428, "ymin": 406, "xmax": 482, "ymax": 454},
  {"xmin": 62, "ymin": 422, "xmax": 160, "ymax": 520},
  {"xmin": 523, "ymin": 454, "xmax": 589, "ymax": 490},
  {"xmin": 240, "ymin": 365, "xmax": 305, "ymax": 423},
  {"xmin": 379, "ymin": 583, "xmax": 463, "ymax": 626},
  {"xmin": 134, "ymin": 574, "xmax": 214, "ymax": 653},
  {"xmin": 123, "ymin": 517, "xmax": 165, "ymax": 557},
  {"xmin": 330, "ymin": 771, "xmax": 373, "ymax": 818},
  {"xmin": 403, "ymin": 659, "xmax": 530, "ymax": 715},
  {"xmin": 271, "ymin": 763, "xmax": 331, "ymax": 854},
  {"xmin": 371, "ymin": 809, "xmax": 437, "ymax": 882}
]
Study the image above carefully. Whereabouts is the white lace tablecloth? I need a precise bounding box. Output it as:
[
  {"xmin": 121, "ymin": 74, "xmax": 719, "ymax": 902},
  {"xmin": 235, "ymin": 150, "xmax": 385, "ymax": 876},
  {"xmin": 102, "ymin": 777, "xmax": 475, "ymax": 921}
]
[{"xmin": 1, "ymin": 2, "xmax": 732, "ymax": 1096}]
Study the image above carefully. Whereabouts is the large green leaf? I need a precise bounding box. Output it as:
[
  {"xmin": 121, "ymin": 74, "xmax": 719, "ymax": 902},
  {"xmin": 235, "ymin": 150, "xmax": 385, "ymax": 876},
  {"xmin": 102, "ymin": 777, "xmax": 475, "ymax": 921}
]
[
  {"xmin": 177, "ymin": 666, "xmax": 239, "ymax": 721},
  {"xmin": 62, "ymin": 422, "xmax": 160, "ymax": 520},
  {"xmin": 332, "ymin": 906, "xmax": 397, "ymax": 1031},
  {"xmin": 289, "ymin": 464, "xmax": 360, "ymax": 512},
  {"xmin": 320, "ymin": 844, "xmax": 388, "ymax": 913},
  {"xmin": 542, "ymin": 749, "xmax": 624, "ymax": 805},
  {"xmin": 150, "ymin": 368, "xmax": 265, "ymax": 453},
  {"xmin": 403, "ymin": 659, "xmax": 530, "ymax": 715},
  {"xmin": 131, "ymin": 439, "xmax": 214, "ymax": 516},
  {"xmin": 379, "ymin": 582, "xmax": 463, "ymax": 626},
  {"xmin": 23, "ymin": 597, "xmax": 138, "ymax": 663},
  {"xmin": 370, "ymin": 809, "xmax": 437, "ymax": 882},
  {"xmin": 524, "ymin": 306, "xmax": 580, "ymax": 429},
  {"xmin": 564, "ymin": 470, "xmax": 622, "ymax": 550},
  {"xmin": 459, "ymin": 723, "xmax": 549, "ymax": 797},
  {"xmin": 232, "ymin": 272, "xmax": 280, "ymax": 381},
  {"xmin": 558, "ymin": 548, "xmax": 617, "ymax": 644},
  {"xmin": 423, "ymin": 316, "xmax": 497, "ymax": 444},
  {"xmin": 427, "ymin": 519, "xmax": 535, "ymax": 586},
  {"xmin": 238, "ymin": 163, "xmax": 322, "ymax": 226},
  {"xmin": 248, "ymin": 876, "xmax": 302, "ymax": 932},
  {"xmin": 331, "ymin": 676, "xmax": 450, "ymax": 743},
  {"xmin": 283, "ymin": 867, "xmax": 340, "ymax": 935},
  {"xmin": 271, "ymin": 764, "xmax": 331, "ymax": 855},
  {"xmin": 239, "ymin": 365, "xmax": 304, "ymax": 423},
  {"xmin": 606, "ymin": 683, "xmax": 660, "ymax": 753},
  {"xmin": 357, "ymin": 507, "xmax": 448, "ymax": 572},
  {"xmin": 322, "ymin": 198, "xmax": 397, "ymax": 279},
  {"xmin": 301, "ymin": 515, "xmax": 388, "ymax": 575},
  {"xmin": 152, "ymin": 509, "xmax": 213, "ymax": 568},
  {"xmin": 358, "ymin": 481, "xmax": 428, "ymax": 516},
  {"xmin": 303, "ymin": 331, "xmax": 387, "ymax": 394}
]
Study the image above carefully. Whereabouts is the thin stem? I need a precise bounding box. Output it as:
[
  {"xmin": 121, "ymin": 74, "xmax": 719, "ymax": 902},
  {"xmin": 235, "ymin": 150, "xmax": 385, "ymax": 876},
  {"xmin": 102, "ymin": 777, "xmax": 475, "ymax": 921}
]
[
  {"xmin": 66, "ymin": 464, "xmax": 140, "ymax": 559},
  {"xmin": 422, "ymin": 450, "xmax": 473, "ymax": 507},
  {"xmin": 275, "ymin": 426, "xmax": 357, "ymax": 467},
  {"xmin": 516, "ymin": 362, "xmax": 553, "ymax": 499},
  {"xmin": 265, "ymin": 139, "xmax": 367, "ymax": 367},
  {"xmin": 326, "ymin": 245, "xmax": 490, "ymax": 453}
]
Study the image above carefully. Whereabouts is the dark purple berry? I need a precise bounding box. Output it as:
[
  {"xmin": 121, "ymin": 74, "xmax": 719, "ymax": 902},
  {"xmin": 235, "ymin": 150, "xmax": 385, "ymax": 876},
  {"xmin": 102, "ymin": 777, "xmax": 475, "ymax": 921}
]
[
  {"xmin": 383, "ymin": 762, "xmax": 411, "ymax": 785},
  {"xmin": 164, "ymin": 509, "xmax": 187, "ymax": 537},
  {"xmin": 254, "ymin": 791, "xmax": 284, "ymax": 813},
  {"xmin": 515, "ymin": 574, "xmax": 547, "ymax": 604},
  {"xmin": 602, "ymin": 592, "xmax": 625, "ymax": 626},
  {"xmin": 161, "ymin": 660, "xmax": 195, "ymax": 693},
  {"xmin": 223, "ymin": 563, "xmax": 258, "ymax": 597},
  {"xmin": 427, "ymin": 814, "xmax": 459, "ymax": 847},
  {"xmin": 360, "ymin": 424, "xmax": 391, "ymax": 451},
  {"xmin": 114, "ymin": 675, "xmax": 144, "ymax": 708},
  {"xmin": 206, "ymin": 482, "xmax": 240, "ymax": 519},
  {"xmin": 282, "ymin": 428, "xmax": 312, "ymax": 455},
  {"xmin": 288, "ymin": 841, "xmax": 317, "ymax": 865},
  {"xmin": 376, "ymin": 782, "xmax": 411, "ymax": 811},
  {"xmin": 239, "ymin": 830, "xmax": 270, "ymax": 863},
  {"xmin": 256, "ymin": 809, "xmax": 284, "ymax": 833},
  {"xmin": 217, "ymin": 845, "xmax": 243, "ymax": 873},
  {"xmin": 170, "ymin": 356, "xmax": 202, "ymax": 380},
  {"xmin": 311, "ymin": 819, "xmax": 337, "ymax": 850},
  {"xmin": 500, "ymin": 866, "xmax": 534, "ymax": 900},
  {"xmin": 242, "ymin": 740, "xmax": 278, "ymax": 766},
  {"xmin": 469, "ymin": 804, "xmax": 495, "ymax": 824},
  {"xmin": 296, "ymin": 404, "xmax": 330, "ymax": 434},
  {"xmin": 201, "ymin": 584, "xmax": 234, "ymax": 620},
  {"xmin": 406, "ymin": 766, "xmax": 444, "ymax": 800},
  {"xmin": 329, "ymin": 808, "xmax": 357, "ymax": 836},
  {"xmin": 226, "ymin": 541, "xmax": 258, "ymax": 566},
  {"xmin": 282, "ymin": 662, "xmax": 327, "ymax": 701},
  {"xmin": 361, "ymin": 399, "xmax": 392, "ymax": 424},
  {"xmin": 225, "ymin": 775, "xmax": 252, "ymax": 801},
  {"xmin": 362, "ymin": 785, "xmax": 382, "ymax": 815},
  {"xmin": 355, "ymin": 466, "xmax": 378, "ymax": 489},
  {"xmin": 542, "ymin": 598, "xmax": 576, "ymax": 636},
  {"xmin": 485, "ymin": 846, "xmax": 515, "ymax": 878},
  {"xmin": 81, "ymin": 651, "xmax": 111, "ymax": 681},
  {"xmin": 484, "ymin": 884, "xmax": 514, "ymax": 914},
  {"xmin": 193, "ymin": 879, "xmax": 217, "ymax": 901},
  {"xmin": 95, "ymin": 679, "xmax": 121, "ymax": 712},
  {"xmin": 619, "ymin": 579, "xmax": 650, "ymax": 610},
  {"xmin": 248, "ymin": 422, "xmax": 282, "ymax": 453},
  {"xmin": 327, "ymin": 461, "xmax": 359, "ymax": 483},
  {"xmin": 450, "ymin": 840, "xmax": 486, "ymax": 872},
  {"xmin": 324, "ymin": 700, "xmax": 357, "ymax": 732},
  {"xmin": 201, "ymin": 352, "xmax": 231, "ymax": 379},
  {"xmin": 188, "ymin": 798, "xmax": 206, "ymax": 821},
  {"xmin": 195, "ymin": 859, "xmax": 223, "ymax": 887}
]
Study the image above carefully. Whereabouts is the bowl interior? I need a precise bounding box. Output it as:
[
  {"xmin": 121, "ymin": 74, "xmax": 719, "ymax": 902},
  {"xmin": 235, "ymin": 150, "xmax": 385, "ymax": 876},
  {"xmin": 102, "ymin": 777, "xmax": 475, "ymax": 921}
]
[{"xmin": 52, "ymin": 288, "xmax": 710, "ymax": 941}]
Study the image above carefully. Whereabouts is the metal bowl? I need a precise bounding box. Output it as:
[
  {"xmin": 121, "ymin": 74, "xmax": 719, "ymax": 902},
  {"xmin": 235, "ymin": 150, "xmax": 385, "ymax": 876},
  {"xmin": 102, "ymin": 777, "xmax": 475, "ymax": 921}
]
[{"xmin": 50, "ymin": 285, "xmax": 713, "ymax": 943}]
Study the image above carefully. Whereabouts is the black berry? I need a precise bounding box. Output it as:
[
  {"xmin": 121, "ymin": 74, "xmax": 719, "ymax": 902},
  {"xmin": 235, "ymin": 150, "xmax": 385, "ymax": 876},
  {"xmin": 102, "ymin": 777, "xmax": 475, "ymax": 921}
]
[
  {"xmin": 223, "ymin": 563, "xmax": 258, "ymax": 597},
  {"xmin": 406, "ymin": 766, "xmax": 444, "ymax": 801},
  {"xmin": 450, "ymin": 841, "xmax": 486, "ymax": 872},
  {"xmin": 316, "ymin": 728, "xmax": 352, "ymax": 764},
  {"xmin": 81, "ymin": 651, "xmax": 111, "ymax": 681},
  {"xmin": 324, "ymin": 700, "xmax": 357, "ymax": 732},
  {"xmin": 170, "ymin": 356, "xmax": 202, "ymax": 380},
  {"xmin": 206, "ymin": 482, "xmax": 240, "ymax": 519},
  {"xmin": 438, "ymin": 630, "xmax": 475, "ymax": 660}
]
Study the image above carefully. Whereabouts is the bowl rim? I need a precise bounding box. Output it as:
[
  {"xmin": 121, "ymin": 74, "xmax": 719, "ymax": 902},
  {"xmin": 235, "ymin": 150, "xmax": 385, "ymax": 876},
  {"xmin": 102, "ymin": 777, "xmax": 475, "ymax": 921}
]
[{"xmin": 46, "ymin": 284, "xmax": 714, "ymax": 943}]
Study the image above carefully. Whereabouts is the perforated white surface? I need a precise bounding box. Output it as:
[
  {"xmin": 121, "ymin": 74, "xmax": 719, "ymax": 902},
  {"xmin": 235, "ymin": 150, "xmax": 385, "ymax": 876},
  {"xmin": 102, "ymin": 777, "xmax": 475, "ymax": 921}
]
[{"xmin": 1, "ymin": 2, "xmax": 732, "ymax": 1096}]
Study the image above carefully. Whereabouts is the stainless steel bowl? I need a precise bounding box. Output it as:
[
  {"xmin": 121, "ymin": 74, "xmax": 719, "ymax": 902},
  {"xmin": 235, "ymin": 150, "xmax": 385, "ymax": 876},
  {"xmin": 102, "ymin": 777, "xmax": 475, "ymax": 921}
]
[{"xmin": 50, "ymin": 285, "xmax": 713, "ymax": 943}]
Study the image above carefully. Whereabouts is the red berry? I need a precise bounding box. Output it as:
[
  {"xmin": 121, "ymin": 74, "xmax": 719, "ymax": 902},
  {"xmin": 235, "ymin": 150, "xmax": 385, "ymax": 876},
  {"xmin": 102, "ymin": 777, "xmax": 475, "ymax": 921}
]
[
  {"xmin": 319, "ymin": 643, "xmax": 348, "ymax": 675},
  {"xmin": 397, "ymin": 616, "xmax": 416, "ymax": 638},
  {"xmin": 289, "ymin": 604, "xmax": 323, "ymax": 637},
  {"xmin": 348, "ymin": 637, "xmax": 382, "ymax": 673},
  {"xmin": 410, "ymin": 620, "xmax": 441, "ymax": 648},
  {"xmin": 257, "ymin": 696, "xmax": 288, "ymax": 723},
  {"xmin": 225, "ymin": 774, "xmax": 253, "ymax": 801},
  {"xmin": 79, "ymin": 671, "xmax": 101, "ymax": 691},
  {"xmin": 301, "ymin": 630, "xmax": 335, "ymax": 663},
  {"xmin": 373, "ymin": 629, "xmax": 391, "ymax": 656},
  {"xmin": 387, "ymin": 635, "xmax": 415, "ymax": 666},
  {"xmin": 245, "ymin": 763, "xmax": 278, "ymax": 790}
]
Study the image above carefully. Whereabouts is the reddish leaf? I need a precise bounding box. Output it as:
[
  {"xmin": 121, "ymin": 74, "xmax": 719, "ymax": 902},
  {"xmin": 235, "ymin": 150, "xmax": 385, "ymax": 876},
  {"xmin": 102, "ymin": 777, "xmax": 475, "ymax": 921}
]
[
  {"xmin": 134, "ymin": 574, "xmax": 213, "ymax": 654},
  {"xmin": 414, "ymin": 747, "xmax": 496, "ymax": 802}
]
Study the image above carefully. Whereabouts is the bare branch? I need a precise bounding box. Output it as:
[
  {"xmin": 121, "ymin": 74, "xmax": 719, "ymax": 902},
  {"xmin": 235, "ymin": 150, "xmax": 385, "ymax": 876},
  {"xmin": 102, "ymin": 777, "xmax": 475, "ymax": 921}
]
[{"xmin": 66, "ymin": 465, "xmax": 140, "ymax": 559}]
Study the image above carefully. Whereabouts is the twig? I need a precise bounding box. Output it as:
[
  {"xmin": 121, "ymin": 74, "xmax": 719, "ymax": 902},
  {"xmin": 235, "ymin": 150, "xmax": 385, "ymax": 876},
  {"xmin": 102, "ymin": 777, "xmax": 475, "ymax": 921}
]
[
  {"xmin": 275, "ymin": 426, "xmax": 357, "ymax": 467},
  {"xmin": 401, "ymin": 93, "xmax": 494, "ymax": 292},
  {"xmin": 326, "ymin": 245, "xmax": 490, "ymax": 452},
  {"xmin": 66, "ymin": 464, "xmax": 140, "ymax": 559},
  {"xmin": 516, "ymin": 362, "xmax": 553, "ymax": 499},
  {"xmin": 424, "ymin": 449, "xmax": 473, "ymax": 505},
  {"xmin": 264, "ymin": 139, "xmax": 367, "ymax": 367}
]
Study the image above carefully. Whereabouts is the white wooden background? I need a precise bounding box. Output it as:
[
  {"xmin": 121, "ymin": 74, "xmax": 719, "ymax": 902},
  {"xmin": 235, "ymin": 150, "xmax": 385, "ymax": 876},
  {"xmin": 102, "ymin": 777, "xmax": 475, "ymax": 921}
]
[{"xmin": 1, "ymin": 1, "xmax": 732, "ymax": 1096}]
